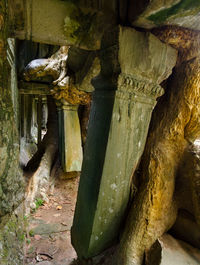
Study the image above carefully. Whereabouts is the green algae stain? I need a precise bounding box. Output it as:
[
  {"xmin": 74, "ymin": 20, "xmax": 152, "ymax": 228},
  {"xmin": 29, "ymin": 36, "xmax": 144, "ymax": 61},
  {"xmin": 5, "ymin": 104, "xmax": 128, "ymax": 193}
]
[{"xmin": 148, "ymin": 0, "xmax": 200, "ymax": 24}]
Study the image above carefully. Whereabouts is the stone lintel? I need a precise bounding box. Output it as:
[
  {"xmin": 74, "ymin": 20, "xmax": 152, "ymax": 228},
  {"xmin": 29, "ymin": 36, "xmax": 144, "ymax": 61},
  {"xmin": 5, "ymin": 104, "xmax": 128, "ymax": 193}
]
[
  {"xmin": 19, "ymin": 89, "xmax": 50, "ymax": 95},
  {"xmin": 12, "ymin": 0, "xmax": 69, "ymax": 46},
  {"xmin": 11, "ymin": 0, "xmax": 116, "ymax": 49},
  {"xmin": 19, "ymin": 81, "xmax": 51, "ymax": 95}
]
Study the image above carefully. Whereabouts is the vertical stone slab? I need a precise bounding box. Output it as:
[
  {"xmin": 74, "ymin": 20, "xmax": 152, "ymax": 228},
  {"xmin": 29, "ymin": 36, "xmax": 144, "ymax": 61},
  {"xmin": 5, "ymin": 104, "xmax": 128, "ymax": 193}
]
[
  {"xmin": 71, "ymin": 86, "xmax": 116, "ymax": 258},
  {"xmin": 0, "ymin": 3, "xmax": 25, "ymax": 263},
  {"xmin": 31, "ymin": 96, "xmax": 38, "ymax": 141},
  {"xmin": 20, "ymin": 94, "xmax": 34, "ymax": 142},
  {"xmin": 58, "ymin": 101, "xmax": 83, "ymax": 172},
  {"xmin": 72, "ymin": 26, "xmax": 177, "ymax": 258},
  {"xmin": 26, "ymin": 95, "xmax": 33, "ymax": 141},
  {"xmin": 86, "ymin": 81, "xmax": 164, "ymax": 257},
  {"xmin": 56, "ymin": 101, "xmax": 64, "ymax": 167},
  {"xmin": 37, "ymin": 95, "xmax": 42, "ymax": 146}
]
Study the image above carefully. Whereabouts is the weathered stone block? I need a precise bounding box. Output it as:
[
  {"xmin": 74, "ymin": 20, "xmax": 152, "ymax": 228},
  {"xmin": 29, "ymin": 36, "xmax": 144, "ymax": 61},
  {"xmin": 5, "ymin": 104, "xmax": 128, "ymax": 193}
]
[
  {"xmin": 0, "ymin": 36, "xmax": 24, "ymax": 217},
  {"xmin": 128, "ymin": 0, "xmax": 200, "ymax": 31},
  {"xmin": 14, "ymin": 0, "xmax": 70, "ymax": 46},
  {"xmin": 12, "ymin": 0, "xmax": 116, "ymax": 49},
  {"xmin": 58, "ymin": 102, "xmax": 83, "ymax": 172},
  {"xmin": 146, "ymin": 234, "xmax": 200, "ymax": 265},
  {"xmin": 0, "ymin": 204, "xmax": 25, "ymax": 265},
  {"xmin": 71, "ymin": 26, "xmax": 177, "ymax": 258}
]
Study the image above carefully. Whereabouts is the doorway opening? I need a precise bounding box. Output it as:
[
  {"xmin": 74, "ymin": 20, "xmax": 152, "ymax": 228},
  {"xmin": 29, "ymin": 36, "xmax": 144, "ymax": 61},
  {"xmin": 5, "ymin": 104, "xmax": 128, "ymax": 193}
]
[{"xmin": 17, "ymin": 40, "xmax": 91, "ymax": 265}]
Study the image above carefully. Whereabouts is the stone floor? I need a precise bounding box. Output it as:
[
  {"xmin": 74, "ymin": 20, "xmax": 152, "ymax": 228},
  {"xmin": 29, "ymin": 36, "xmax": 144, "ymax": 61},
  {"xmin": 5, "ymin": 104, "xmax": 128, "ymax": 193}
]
[{"xmin": 24, "ymin": 177, "xmax": 79, "ymax": 265}]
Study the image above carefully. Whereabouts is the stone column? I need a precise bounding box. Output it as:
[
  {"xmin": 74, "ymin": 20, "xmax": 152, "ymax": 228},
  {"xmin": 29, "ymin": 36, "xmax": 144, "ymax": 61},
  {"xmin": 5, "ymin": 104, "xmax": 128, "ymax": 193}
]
[
  {"xmin": 37, "ymin": 95, "xmax": 42, "ymax": 146},
  {"xmin": 31, "ymin": 96, "xmax": 38, "ymax": 142},
  {"xmin": 57, "ymin": 100, "xmax": 83, "ymax": 172},
  {"xmin": 71, "ymin": 26, "xmax": 177, "ymax": 259},
  {"xmin": 20, "ymin": 94, "xmax": 33, "ymax": 142}
]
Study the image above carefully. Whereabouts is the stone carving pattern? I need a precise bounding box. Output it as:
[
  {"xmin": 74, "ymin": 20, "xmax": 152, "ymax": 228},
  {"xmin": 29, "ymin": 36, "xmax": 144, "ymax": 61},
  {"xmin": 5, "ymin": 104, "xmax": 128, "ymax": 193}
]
[{"xmin": 118, "ymin": 73, "xmax": 164, "ymax": 99}]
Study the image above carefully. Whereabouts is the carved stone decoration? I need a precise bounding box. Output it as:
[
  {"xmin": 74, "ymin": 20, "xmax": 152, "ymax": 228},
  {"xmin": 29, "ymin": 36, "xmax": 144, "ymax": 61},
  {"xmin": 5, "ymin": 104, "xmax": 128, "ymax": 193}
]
[
  {"xmin": 51, "ymin": 80, "xmax": 91, "ymax": 105},
  {"xmin": 71, "ymin": 26, "xmax": 177, "ymax": 259}
]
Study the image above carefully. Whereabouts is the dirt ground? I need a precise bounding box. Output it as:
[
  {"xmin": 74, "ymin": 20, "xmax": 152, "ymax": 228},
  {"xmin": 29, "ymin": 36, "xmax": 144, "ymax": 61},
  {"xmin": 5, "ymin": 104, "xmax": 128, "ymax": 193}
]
[
  {"xmin": 24, "ymin": 169, "xmax": 115, "ymax": 265},
  {"xmin": 24, "ymin": 176, "xmax": 79, "ymax": 265}
]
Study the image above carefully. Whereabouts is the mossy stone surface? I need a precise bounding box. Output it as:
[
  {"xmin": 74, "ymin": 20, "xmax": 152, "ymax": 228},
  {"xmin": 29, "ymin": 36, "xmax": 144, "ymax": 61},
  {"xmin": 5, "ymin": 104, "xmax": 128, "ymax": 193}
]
[
  {"xmin": 129, "ymin": 0, "xmax": 200, "ymax": 30},
  {"xmin": 148, "ymin": 0, "xmax": 200, "ymax": 24},
  {"xmin": 0, "ymin": 2, "xmax": 25, "ymax": 264},
  {"xmin": 0, "ymin": 205, "xmax": 25, "ymax": 265}
]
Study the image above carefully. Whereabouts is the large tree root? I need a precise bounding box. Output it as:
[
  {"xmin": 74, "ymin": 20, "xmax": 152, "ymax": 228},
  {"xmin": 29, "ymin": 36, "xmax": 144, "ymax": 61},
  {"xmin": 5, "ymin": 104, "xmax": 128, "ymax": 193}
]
[
  {"xmin": 24, "ymin": 96, "xmax": 58, "ymax": 212},
  {"xmin": 116, "ymin": 56, "xmax": 200, "ymax": 265}
]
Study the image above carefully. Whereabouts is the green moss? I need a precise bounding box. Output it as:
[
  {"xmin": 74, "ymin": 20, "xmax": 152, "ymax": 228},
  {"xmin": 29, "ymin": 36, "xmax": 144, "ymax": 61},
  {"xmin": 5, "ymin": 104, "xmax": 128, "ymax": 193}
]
[
  {"xmin": 148, "ymin": 0, "xmax": 200, "ymax": 24},
  {"xmin": 26, "ymin": 238, "xmax": 31, "ymax": 245},
  {"xmin": 63, "ymin": 2, "xmax": 104, "ymax": 49},
  {"xmin": 35, "ymin": 198, "xmax": 44, "ymax": 209},
  {"xmin": 64, "ymin": 7, "xmax": 97, "ymax": 44},
  {"xmin": 0, "ymin": 207, "xmax": 25, "ymax": 264},
  {"xmin": 29, "ymin": 229, "xmax": 35, "ymax": 237}
]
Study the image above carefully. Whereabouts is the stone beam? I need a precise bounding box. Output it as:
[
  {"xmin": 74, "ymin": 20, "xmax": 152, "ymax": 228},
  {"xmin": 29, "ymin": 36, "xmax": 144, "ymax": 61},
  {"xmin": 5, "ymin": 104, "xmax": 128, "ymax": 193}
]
[
  {"xmin": 71, "ymin": 26, "xmax": 177, "ymax": 259},
  {"xmin": 19, "ymin": 81, "xmax": 51, "ymax": 95},
  {"xmin": 11, "ymin": 0, "xmax": 71, "ymax": 46},
  {"xmin": 10, "ymin": 0, "xmax": 116, "ymax": 49}
]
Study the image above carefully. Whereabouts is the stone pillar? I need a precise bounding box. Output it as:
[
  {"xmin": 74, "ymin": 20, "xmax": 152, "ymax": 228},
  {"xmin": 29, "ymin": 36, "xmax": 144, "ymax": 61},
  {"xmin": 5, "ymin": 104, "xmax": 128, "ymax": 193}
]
[
  {"xmin": 37, "ymin": 95, "xmax": 42, "ymax": 146},
  {"xmin": 57, "ymin": 100, "xmax": 83, "ymax": 172},
  {"xmin": 31, "ymin": 96, "xmax": 38, "ymax": 142},
  {"xmin": 20, "ymin": 94, "xmax": 33, "ymax": 142},
  {"xmin": 71, "ymin": 26, "xmax": 177, "ymax": 259}
]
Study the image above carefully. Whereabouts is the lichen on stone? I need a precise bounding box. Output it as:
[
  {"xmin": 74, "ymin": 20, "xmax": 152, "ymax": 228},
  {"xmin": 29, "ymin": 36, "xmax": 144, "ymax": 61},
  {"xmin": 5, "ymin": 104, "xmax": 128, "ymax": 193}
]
[
  {"xmin": 24, "ymin": 46, "xmax": 92, "ymax": 105},
  {"xmin": 148, "ymin": 0, "xmax": 200, "ymax": 24},
  {"xmin": 0, "ymin": 205, "xmax": 25, "ymax": 265},
  {"xmin": 63, "ymin": 2, "xmax": 105, "ymax": 50},
  {"xmin": 51, "ymin": 78, "xmax": 91, "ymax": 105}
]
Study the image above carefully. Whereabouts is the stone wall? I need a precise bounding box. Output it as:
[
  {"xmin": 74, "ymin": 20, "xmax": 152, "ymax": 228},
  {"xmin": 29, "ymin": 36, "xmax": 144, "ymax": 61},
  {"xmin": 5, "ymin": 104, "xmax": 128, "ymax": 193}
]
[
  {"xmin": 0, "ymin": 1, "xmax": 25, "ymax": 263},
  {"xmin": 0, "ymin": 205, "xmax": 25, "ymax": 265}
]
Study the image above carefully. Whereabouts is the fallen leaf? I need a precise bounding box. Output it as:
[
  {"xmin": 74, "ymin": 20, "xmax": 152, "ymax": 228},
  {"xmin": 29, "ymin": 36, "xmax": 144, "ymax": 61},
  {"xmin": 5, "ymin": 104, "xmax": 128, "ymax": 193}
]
[
  {"xmin": 34, "ymin": 234, "xmax": 41, "ymax": 241},
  {"xmin": 34, "ymin": 214, "xmax": 42, "ymax": 217},
  {"xmin": 36, "ymin": 253, "xmax": 53, "ymax": 261}
]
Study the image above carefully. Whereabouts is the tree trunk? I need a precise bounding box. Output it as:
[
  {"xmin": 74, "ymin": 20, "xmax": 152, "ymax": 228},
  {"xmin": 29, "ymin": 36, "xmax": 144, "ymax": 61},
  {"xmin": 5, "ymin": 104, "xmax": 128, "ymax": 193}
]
[{"xmin": 117, "ymin": 57, "xmax": 200, "ymax": 265}]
